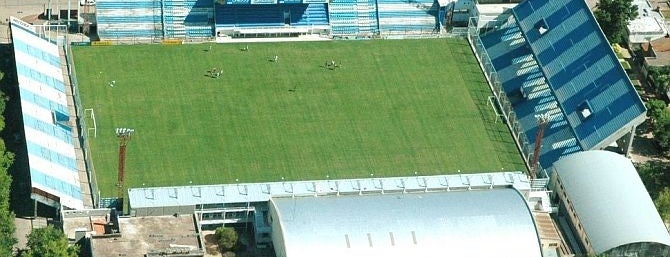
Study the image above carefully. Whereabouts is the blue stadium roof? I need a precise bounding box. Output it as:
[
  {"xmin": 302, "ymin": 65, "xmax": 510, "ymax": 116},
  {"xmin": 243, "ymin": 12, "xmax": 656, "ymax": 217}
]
[
  {"xmin": 512, "ymin": 0, "xmax": 646, "ymax": 150},
  {"xmin": 478, "ymin": 0, "xmax": 646, "ymax": 168}
]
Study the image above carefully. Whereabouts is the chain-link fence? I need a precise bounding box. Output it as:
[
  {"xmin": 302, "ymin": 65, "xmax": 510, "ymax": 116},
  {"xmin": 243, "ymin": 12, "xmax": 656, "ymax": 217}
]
[
  {"xmin": 63, "ymin": 43, "xmax": 101, "ymax": 207},
  {"xmin": 466, "ymin": 17, "xmax": 543, "ymax": 177}
]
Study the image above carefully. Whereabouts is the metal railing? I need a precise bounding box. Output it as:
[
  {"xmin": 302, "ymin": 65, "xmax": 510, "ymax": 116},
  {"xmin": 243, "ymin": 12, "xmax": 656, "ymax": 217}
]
[
  {"xmin": 466, "ymin": 17, "xmax": 543, "ymax": 177},
  {"xmin": 63, "ymin": 43, "xmax": 101, "ymax": 207}
]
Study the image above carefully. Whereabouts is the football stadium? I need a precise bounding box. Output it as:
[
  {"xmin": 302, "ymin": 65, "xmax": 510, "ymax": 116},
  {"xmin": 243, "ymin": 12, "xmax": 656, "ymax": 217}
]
[
  {"xmin": 10, "ymin": 0, "xmax": 670, "ymax": 256},
  {"xmin": 72, "ymin": 39, "xmax": 525, "ymax": 199}
]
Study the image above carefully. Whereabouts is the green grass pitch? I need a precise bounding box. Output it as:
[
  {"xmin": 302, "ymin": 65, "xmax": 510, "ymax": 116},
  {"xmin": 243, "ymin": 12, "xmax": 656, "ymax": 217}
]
[{"xmin": 72, "ymin": 38, "xmax": 526, "ymax": 197}]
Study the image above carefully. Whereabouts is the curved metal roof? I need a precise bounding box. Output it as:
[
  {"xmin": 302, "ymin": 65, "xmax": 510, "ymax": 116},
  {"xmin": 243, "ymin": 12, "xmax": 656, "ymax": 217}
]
[
  {"xmin": 271, "ymin": 188, "xmax": 542, "ymax": 257},
  {"xmin": 552, "ymin": 150, "xmax": 670, "ymax": 253}
]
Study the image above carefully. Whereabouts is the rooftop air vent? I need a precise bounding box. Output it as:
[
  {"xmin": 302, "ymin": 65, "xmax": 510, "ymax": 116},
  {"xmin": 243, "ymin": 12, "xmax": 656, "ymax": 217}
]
[
  {"xmin": 537, "ymin": 19, "xmax": 549, "ymax": 35},
  {"xmin": 578, "ymin": 101, "xmax": 593, "ymax": 120}
]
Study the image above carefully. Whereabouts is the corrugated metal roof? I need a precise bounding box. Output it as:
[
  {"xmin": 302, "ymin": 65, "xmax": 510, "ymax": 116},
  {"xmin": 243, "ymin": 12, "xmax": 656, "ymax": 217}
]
[
  {"xmin": 271, "ymin": 188, "xmax": 542, "ymax": 257},
  {"xmin": 552, "ymin": 150, "xmax": 670, "ymax": 253},
  {"xmin": 479, "ymin": 15, "xmax": 582, "ymax": 169},
  {"xmin": 128, "ymin": 172, "xmax": 531, "ymax": 208},
  {"xmin": 10, "ymin": 17, "xmax": 84, "ymax": 210},
  {"xmin": 512, "ymin": 0, "xmax": 646, "ymax": 150}
]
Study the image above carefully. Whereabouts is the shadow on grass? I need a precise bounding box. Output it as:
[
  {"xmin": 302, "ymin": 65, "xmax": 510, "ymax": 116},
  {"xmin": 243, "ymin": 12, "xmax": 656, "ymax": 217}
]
[{"xmin": 451, "ymin": 42, "xmax": 527, "ymax": 171}]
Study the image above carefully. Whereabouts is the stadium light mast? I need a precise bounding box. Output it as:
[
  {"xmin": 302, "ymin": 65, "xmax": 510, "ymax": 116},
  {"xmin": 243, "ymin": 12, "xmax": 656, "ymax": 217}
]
[
  {"xmin": 115, "ymin": 127, "xmax": 134, "ymax": 211},
  {"xmin": 531, "ymin": 113, "xmax": 550, "ymax": 179}
]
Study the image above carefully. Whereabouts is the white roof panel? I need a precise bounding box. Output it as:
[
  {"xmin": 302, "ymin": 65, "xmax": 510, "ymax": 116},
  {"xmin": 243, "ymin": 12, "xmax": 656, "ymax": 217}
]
[
  {"xmin": 128, "ymin": 172, "xmax": 531, "ymax": 208},
  {"xmin": 272, "ymin": 188, "xmax": 542, "ymax": 257},
  {"xmin": 553, "ymin": 150, "xmax": 670, "ymax": 253}
]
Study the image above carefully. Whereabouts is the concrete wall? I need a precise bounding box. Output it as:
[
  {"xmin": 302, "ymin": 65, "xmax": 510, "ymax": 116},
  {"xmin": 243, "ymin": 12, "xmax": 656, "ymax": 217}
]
[
  {"xmin": 62, "ymin": 208, "xmax": 113, "ymax": 218},
  {"xmin": 551, "ymin": 172, "xmax": 594, "ymax": 255},
  {"xmin": 132, "ymin": 205, "xmax": 195, "ymax": 217}
]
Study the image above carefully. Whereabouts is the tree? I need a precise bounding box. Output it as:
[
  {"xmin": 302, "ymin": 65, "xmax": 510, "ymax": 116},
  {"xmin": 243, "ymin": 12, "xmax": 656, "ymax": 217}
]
[
  {"xmin": 594, "ymin": 0, "xmax": 638, "ymax": 45},
  {"xmin": 646, "ymin": 99, "xmax": 669, "ymax": 122},
  {"xmin": 22, "ymin": 226, "xmax": 78, "ymax": 257},
  {"xmin": 645, "ymin": 99, "xmax": 670, "ymax": 152},
  {"xmin": 637, "ymin": 161, "xmax": 670, "ymax": 199},
  {"xmin": 648, "ymin": 65, "xmax": 670, "ymax": 96},
  {"xmin": 655, "ymin": 187, "xmax": 670, "ymax": 223},
  {"xmin": 214, "ymin": 227, "xmax": 238, "ymax": 252},
  {"xmin": 653, "ymin": 116, "xmax": 670, "ymax": 151},
  {"xmin": 0, "ymin": 69, "xmax": 15, "ymax": 257},
  {"xmin": 638, "ymin": 162, "xmax": 670, "ymax": 223},
  {"xmin": 0, "ymin": 168, "xmax": 15, "ymax": 257}
]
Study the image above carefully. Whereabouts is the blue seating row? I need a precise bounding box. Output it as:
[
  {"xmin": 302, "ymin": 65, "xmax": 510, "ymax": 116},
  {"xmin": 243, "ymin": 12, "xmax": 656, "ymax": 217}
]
[
  {"xmin": 215, "ymin": 4, "xmax": 328, "ymax": 27},
  {"xmin": 97, "ymin": 15, "xmax": 161, "ymax": 24}
]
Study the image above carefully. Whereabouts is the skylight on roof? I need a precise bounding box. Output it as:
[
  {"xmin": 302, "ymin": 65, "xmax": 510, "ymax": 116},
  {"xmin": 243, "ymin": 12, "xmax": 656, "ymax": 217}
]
[
  {"xmin": 579, "ymin": 101, "xmax": 593, "ymax": 120},
  {"xmin": 537, "ymin": 18, "xmax": 549, "ymax": 35}
]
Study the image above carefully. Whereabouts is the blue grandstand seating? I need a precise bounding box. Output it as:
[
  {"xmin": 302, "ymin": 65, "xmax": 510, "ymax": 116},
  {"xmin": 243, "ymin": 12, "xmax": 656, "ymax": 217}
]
[
  {"xmin": 97, "ymin": 0, "xmax": 214, "ymax": 39},
  {"xmin": 215, "ymin": 3, "xmax": 329, "ymax": 29},
  {"xmin": 477, "ymin": 0, "xmax": 645, "ymax": 168},
  {"xmin": 96, "ymin": 0, "xmax": 449, "ymax": 38},
  {"xmin": 479, "ymin": 18, "xmax": 581, "ymax": 169},
  {"xmin": 216, "ymin": 4, "xmax": 283, "ymax": 28},
  {"xmin": 376, "ymin": 0, "xmax": 438, "ymax": 35},
  {"xmin": 163, "ymin": 0, "xmax": 214, "ymax": 38},
  {"xmin": 96, "ymin": 0, "xmax": 163, "ymax": 40},
  {"xmin": 329, "ymin": 0, "xmax": 379, "ymax": 36},
  {"xmin": 96, "ymin": 16, "xmax": 159, "ymax": 24}
]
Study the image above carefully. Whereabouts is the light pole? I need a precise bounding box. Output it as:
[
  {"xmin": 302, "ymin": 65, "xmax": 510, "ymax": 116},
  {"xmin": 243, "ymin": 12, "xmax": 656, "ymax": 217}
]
[{"xmin": 115, "ymin": 128, "xmax": 134, "ymax": 211}]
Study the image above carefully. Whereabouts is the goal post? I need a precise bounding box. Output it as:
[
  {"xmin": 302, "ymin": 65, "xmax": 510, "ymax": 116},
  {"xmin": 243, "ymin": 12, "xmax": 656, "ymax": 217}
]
[
  {"xmin": 85, "ymin": 108, "xmax": 97, "ymax": 138},
  {"xmin": 488, "ymin": 96, "xmax": 503, "ymax": 124}
]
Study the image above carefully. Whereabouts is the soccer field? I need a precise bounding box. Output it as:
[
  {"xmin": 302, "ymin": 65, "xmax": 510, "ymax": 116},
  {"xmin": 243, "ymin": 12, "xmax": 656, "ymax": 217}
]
[{"xmin": 72, "ymin": 38, "xmax": 526, "ymax": 197}]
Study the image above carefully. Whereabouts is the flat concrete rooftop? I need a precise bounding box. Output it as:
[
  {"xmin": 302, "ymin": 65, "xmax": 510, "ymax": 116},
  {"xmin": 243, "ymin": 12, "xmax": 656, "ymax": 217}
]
[{"xmin": 91, "ymin": 215, "xmax": 202, "ymax": 257}]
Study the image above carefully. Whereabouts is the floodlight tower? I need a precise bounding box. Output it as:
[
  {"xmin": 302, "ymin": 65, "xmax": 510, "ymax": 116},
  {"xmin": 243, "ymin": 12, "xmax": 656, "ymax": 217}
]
[
  {"xmin": 530, "ymin": 113, "xmax": 550, "ymax": 179},
  {"xmin": 115, "ymin": 127, "xmax": 134, "ymax": 210}
]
